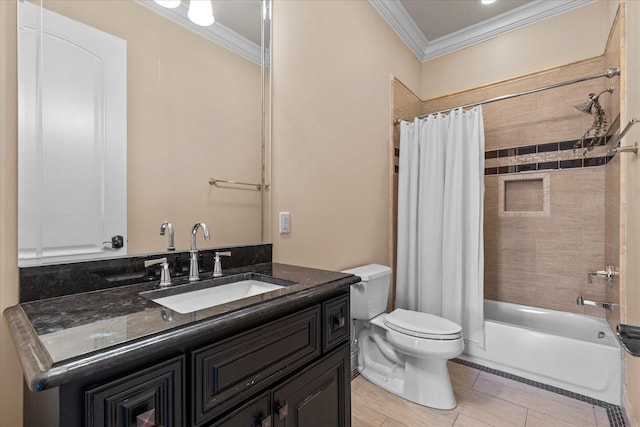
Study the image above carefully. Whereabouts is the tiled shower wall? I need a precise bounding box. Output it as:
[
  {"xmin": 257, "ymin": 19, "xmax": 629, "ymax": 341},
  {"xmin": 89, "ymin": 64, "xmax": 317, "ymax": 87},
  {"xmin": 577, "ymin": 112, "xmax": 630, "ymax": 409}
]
[
  {"xmin": 392, "ymin": 53, "xmax": 621, "ymax": 316},
  {"xmin": 484, "ymin": 167, "xmax": 606, "ymax": 316}
]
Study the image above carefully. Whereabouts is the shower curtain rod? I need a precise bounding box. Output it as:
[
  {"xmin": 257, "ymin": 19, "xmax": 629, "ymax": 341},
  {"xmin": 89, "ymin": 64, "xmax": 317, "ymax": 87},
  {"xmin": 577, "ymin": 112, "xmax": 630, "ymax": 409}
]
[{"xmin": 394, "ymin": 67, "xmax": 621, "ymax": 125}]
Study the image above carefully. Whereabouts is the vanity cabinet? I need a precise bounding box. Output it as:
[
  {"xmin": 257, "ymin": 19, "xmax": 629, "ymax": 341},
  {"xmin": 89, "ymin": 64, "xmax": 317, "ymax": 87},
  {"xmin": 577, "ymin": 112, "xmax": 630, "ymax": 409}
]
[
  {"xmin": 85, "ymin": 356, "xmax": 185, "ymax": 427},
  {"xmin": 59, "ymin": 291, "xmax": 351, "ymax": 427},
  {"xmin": 192, "ymin": 306, "xmax": 321, "ymax": 425},
  {"xmin": 208, "ymin": 346, "xmax": 349, "ymax": 427},
  {"xmin": 271, "ymin": 346, "xmax": 350, "ymax": 427}
]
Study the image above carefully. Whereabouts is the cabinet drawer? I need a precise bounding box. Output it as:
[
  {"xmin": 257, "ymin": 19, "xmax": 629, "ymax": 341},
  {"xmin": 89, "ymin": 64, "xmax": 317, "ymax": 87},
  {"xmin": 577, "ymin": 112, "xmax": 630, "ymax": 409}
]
[
  {"xmin": 85, "ymin": 355, "xmax": 185, "ymax": 427},
  {"xmin": 193, "ymin": 306, "xmax": 321, "ymax": 425},
  {"xmin": 323, "ymin": 294, "xmax": 350, "ymax": 352}
]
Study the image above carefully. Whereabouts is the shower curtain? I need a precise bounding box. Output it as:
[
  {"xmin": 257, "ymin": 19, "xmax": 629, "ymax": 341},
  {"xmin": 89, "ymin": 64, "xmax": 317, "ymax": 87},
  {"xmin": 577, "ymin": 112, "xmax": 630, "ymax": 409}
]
[{"xmin": 396, "ymin": 106, "xmax": 485, "ymax": 346}]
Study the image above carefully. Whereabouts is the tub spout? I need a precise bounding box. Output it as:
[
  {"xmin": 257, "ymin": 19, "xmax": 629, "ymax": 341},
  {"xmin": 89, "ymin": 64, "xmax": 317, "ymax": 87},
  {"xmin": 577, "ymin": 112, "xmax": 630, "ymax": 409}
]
[{"xmin": 576, "ymin": 296, "xmax": 617, "ymax": 311}]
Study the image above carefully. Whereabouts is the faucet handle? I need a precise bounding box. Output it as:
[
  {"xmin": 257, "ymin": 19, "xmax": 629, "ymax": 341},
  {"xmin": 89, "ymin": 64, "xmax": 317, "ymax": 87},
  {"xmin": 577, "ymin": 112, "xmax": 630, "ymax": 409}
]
[
  {"xmin": 144, "ymin": 257, "xmax": 167, "ymax": 268},
  {"xmin": 144, "ymin": 257, "xmax": 172, "ymax": 287},
  {"xmin": 587, "ymin": 265, "xmax": 618, "ymax": 285},
  {"xmin": 213, "ymin": 251, "xmax": 232, "ymax": 277}
]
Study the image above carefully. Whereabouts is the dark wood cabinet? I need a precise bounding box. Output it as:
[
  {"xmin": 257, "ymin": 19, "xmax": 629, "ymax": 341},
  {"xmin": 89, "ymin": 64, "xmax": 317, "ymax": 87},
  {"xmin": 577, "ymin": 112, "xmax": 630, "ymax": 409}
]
[
  {"xmin": 204, "ymin": 344, "xmax": 350, "ymax": 427},
  {"xmin": 192, "ymin": 307, "xmax": 321, "ymax": 425},
  {"xmin": 206, "ymin": 392, "xmax": 271, "ymax": 427},
  {"xmin": 65, "ymin": 290, "xmax": 350, "ymax": 427},
  {"xmin": 272, "ymin": 345, "xmax": 350, "ymax": 427},
  {"xmin": 84, "ymin": 355, "xmax": 185, "ymax": 427},
  {"xmin": 322, "ymin": 295, "xmax": 350, "ymax": 353}
]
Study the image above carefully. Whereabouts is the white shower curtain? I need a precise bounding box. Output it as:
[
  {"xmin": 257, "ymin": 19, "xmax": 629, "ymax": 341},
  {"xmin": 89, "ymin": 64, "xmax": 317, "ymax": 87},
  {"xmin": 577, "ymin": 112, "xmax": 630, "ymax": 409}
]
[{"xmin": 396, "ymin": 106, "xmax": 485, "ymax": 346}]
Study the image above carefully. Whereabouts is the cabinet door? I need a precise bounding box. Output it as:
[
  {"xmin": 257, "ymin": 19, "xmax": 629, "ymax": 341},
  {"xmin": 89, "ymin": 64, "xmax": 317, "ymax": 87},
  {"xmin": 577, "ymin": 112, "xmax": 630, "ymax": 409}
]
[
  {"xmin": 85, "ymin": 356, "xmax": 184, "ymax": 427},
  {"xmin": 272, "ymin": 344, "xmax": 350, "ymax": 427},
  {"xmin": 207, "ymin": 392, "xmax": 271, "ymax": 427}
]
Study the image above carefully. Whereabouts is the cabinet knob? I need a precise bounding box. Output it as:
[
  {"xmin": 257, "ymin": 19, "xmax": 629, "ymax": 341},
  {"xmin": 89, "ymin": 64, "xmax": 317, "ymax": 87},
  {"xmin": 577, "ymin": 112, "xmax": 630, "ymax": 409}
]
[
  {"xmin": 258, "ymin": 415, "xmax": 272, "ymax": 427},
  {"xmin": 277, "ymin": 403, "xmax": 289, "ymax": 420},
  {"xmin": 136, "ymin": 408, "xmax": 157, "ymax": 426},
  {"xmin": 333, "ymin": 315, "xmax": 345, "ymax": 329}
]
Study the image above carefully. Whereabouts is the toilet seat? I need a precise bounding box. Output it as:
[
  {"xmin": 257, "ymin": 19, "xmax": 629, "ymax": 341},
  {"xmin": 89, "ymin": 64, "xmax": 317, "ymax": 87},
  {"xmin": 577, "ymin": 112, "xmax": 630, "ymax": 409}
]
[{"xmin": 384, "ymin": 309, "xmax": 462, "ymax": 340}]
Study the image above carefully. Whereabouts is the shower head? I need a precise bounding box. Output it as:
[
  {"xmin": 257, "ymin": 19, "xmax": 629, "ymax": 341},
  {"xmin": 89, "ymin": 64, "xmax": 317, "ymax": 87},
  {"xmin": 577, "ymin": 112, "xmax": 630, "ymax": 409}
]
[{"xmin": 574, "ymin": 86, "xmax": 614, "ymax": 114}]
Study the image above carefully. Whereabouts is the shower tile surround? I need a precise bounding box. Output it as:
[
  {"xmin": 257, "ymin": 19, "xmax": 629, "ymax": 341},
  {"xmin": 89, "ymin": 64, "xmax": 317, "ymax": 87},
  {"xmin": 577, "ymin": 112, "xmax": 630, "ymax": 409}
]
[{"xmin": 392, "ymin": 55, "xmax": 620, "ymax": 318}]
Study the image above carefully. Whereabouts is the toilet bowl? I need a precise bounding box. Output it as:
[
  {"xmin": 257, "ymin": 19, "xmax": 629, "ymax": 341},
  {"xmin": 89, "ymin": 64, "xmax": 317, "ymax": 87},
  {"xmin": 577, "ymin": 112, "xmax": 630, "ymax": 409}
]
[{"xmin": 344, "ymin": 264, "xmax": 464, "ymax": 410}]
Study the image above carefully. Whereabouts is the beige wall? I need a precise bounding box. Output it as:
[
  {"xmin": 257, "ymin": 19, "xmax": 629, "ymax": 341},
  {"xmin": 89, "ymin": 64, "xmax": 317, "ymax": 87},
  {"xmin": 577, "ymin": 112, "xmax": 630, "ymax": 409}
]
[
  {"xmin": 38, "ymin": 1, "xmax": 263, "ymax": 254},
  {"xmin": 622, "ymin": 0, "xmax": 640, "ymax": 423},
  {"xmin": 421, "ymin": 1, "xmax": 614, "ymax": 99},
  {"xmin": 0, "ymin": 1, "xmax": 23, "ymax": 425},
  {"xmin": 270, "ymin": 0, "xmax": 421, "ymax": 270}
]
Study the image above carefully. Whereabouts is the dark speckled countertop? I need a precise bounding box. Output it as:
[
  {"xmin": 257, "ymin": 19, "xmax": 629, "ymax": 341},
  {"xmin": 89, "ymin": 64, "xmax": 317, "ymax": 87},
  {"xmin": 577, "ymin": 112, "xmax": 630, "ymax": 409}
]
[{"xmin": 5, "ymin": 262, "xmax": 359, "ymax": 392}]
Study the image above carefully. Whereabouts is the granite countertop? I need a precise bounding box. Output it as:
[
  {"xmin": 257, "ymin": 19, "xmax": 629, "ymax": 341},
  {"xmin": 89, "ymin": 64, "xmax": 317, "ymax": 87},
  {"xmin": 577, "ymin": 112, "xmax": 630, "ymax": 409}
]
[{"xmin": 5, "ymin": 262, "xmax": 359, "ymax": 392}]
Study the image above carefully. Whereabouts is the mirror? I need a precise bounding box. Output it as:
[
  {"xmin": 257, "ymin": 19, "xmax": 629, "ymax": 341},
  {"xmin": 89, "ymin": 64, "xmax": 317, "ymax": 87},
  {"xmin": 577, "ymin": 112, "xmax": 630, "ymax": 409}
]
[{"xmin": 17, "ymin": 0, "xmax": 271, "ymax": 265}]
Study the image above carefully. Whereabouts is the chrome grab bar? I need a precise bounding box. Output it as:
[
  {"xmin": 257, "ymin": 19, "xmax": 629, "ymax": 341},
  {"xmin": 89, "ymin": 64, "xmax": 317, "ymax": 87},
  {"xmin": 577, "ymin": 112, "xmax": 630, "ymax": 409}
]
[{"xmin": 208, "ymin": 178, "xmax": 268, "ymax": 191}]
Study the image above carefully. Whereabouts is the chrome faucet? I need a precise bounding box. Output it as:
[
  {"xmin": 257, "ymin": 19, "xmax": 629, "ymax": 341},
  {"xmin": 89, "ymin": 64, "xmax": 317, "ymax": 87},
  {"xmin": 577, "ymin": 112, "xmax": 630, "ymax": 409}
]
[
  {"xmin": 160, "ymin": 221, "xmax": 175, "ymax": 251},
  {"xmin": 189, "ymin": 222, "xmax": 210, "ymax": 281},
  {"xmin": 576, "ymin": 296, "xmax": 617, "ymax": 311}
]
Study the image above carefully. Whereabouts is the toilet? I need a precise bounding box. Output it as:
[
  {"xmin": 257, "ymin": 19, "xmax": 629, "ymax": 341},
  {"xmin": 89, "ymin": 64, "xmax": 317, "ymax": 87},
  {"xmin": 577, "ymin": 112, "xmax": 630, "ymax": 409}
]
[{"xmin": 344, "ymin": 264, "xmax": 464, "ymax": 410}]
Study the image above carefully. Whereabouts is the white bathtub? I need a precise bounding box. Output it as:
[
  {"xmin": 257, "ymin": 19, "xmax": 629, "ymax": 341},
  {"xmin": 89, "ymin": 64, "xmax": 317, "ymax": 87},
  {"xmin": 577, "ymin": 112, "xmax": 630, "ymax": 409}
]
[{"xmin": 459, "ymin": 300, "xmax": 622, "ymax": 404}]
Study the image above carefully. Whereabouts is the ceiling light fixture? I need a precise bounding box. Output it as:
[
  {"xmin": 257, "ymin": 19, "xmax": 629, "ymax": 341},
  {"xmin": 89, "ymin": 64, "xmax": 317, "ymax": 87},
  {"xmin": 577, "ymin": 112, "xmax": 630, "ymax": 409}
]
[
  {"xmin": 481, "ymin": 0, "xmax": 497, "ymax": 4},
  {"xmin": 188, "ymin": 0, "xmax": 215, "ymax": 27},
  {"xmin": 154, "ymin": 0, "xmax": 215, "ymax": 27}
]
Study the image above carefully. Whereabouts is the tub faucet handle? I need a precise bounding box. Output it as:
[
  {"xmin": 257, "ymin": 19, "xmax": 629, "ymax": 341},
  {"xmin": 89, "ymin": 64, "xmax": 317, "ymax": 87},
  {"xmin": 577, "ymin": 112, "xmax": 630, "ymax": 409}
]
[{"xmin": 587, "ymin": 265, "xmax": 618, "ymax": 285}]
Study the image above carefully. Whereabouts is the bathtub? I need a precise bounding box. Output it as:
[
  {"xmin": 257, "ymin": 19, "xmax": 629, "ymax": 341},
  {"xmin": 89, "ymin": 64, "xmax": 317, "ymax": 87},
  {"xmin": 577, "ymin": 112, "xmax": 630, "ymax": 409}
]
[{"xmin": 459, "ymin": 300, "xmax": 622, "ymax": 404}]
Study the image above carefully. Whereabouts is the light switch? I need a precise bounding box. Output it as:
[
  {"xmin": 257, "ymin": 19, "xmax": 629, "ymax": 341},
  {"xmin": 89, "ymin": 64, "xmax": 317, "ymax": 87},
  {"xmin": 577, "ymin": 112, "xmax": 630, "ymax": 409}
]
[{"xmin": 279, "ymin": 212, "xmax": 290, "ymax": 234}]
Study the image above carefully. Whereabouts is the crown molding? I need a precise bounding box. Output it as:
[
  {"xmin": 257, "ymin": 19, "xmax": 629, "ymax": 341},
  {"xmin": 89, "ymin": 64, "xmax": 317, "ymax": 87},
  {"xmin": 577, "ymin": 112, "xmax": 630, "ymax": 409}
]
[
  {"xmin": 136, "ymin": 0, "xmax": 262, "ymax": 65},
  {"xmin": 370, "ymin": 0, "xmax": 596, "ymax": 62},
  {"xmin": 369, "ymin": 0, "xmax": 428, "ymax": 59}
]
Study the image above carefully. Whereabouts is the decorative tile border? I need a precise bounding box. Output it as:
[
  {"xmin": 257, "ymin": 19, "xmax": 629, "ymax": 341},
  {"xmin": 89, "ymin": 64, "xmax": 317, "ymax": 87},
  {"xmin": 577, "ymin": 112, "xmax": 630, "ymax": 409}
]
[
  {"xmin": 484, "ymin": 138, "xmax": 613, "ymax": 175},
  {"xmin": 451, "ymin": 359, "xmax": 627, "ymax": 427},
  {"xmin": 392, "ymin": 139, "xmax": 612, "ymax": 176}
]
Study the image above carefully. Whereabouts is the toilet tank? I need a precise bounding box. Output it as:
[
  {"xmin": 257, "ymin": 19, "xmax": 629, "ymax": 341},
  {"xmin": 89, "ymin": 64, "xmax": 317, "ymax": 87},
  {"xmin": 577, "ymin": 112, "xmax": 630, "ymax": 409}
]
[{"xmin": 342, "ymin": 264, "xmax": 392, "ymax": 320}]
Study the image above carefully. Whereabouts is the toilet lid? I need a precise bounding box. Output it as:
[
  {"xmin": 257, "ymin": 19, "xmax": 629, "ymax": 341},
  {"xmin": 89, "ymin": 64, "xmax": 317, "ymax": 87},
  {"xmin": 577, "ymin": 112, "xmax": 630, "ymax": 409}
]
[{"xmin": 385, "ymin": 309, "xmax": 462, "ymax": 340}]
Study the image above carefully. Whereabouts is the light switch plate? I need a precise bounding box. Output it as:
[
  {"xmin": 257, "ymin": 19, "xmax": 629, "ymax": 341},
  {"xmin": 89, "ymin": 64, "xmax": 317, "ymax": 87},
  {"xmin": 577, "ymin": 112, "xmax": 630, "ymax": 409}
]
[{"xmin": 279, "ymin": 212, "xmax": 290, "ymax": 234}]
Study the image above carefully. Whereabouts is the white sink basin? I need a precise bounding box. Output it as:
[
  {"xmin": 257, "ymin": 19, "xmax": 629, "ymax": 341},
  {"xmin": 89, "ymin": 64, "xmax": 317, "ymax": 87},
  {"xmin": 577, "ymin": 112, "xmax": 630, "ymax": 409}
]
[{"xmin": 146, "ymin": 279, "xmax": 284, "ymax": 314}]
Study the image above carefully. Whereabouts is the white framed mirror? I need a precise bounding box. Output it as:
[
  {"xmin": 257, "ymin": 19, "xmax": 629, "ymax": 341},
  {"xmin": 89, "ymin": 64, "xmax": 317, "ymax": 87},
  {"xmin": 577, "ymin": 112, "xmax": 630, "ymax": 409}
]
[{"xmin": 17, "ymin": 0, "xmax": 271, "ymax": 266}]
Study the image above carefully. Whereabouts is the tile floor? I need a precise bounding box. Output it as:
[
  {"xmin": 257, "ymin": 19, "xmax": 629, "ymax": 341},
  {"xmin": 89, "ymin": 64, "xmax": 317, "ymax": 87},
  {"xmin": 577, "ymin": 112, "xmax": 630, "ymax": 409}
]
[{"xmin": 351, "ymin": 361, "xmax": 613, "ymax": 427}]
